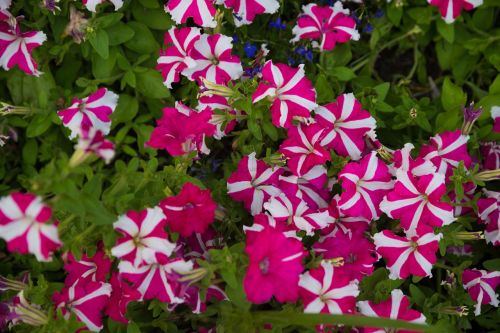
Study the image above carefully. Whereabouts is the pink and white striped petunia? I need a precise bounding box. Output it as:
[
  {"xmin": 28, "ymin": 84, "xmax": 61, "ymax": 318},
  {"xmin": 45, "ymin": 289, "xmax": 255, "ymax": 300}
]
[
  {"xmin": 299, "ymin": 261, "xmax": 359, "ymax": 314},
  {"xmin": 63, "ymin": 246, "xmax": 112, "ymax": 286},
  {"xmin": 491, "ymin": 106, "xmax": 500, "ymax": 133},
  {"xmin": 227, "ymin": 152, "xmax": 283, "ymax": 215},
  {"xmin": 338, "ymin": 152, "xmax": 393, "ymax": 221},
  {"xmin": 427, "ymin": 0, "xmax": 483, "ymax": 24},
  {"xmin": 244, "ymin": 213, "xmax": 299, "ymax": 241},
  {"xmin": 0, "ymin": 22, "xmax": 46, "ymax": 76},
  {"xmin": 0, "ymin": 192, "xmax": 61, "ymax": 262},
  {"xmin": 391, "ymin": 143, "xmax": 437, "ymax": 176},
  {"xmin": 291, "ymin": 2, "xmax": 359, "ymax": 51},
  {"xmin": 57, "ymin": 88, "xmax": 119, "ymax": 139},
  {"xmin": 373, "ymin": 229, "xmax": 442, "ymax": 280},
  {"xmin": 182, "ymin": 34, "xmax": 243, "ymax": 85},
  {"xmin": 481, "ymin": 142, "xmax": 500, "ymax": 170},
  {"xmin": 165, "ymin": 0, "xmax": 217, "ymax": 28},
  {"xmin": 52, "ymin": 281, "xmax": 112, "ymax": 332},
  {"xmin": 252, "ymin": 60, "xmax": 317, "ymax": 128},
  {"xmin": 357, "ymin": 289, "xmax": 427, "ymax": 332},
  {"xmin": 263, "ymin": 192, "xmax": 334, "ymax": 235},
  {"xmin": 74, "ymin": 127, "xmax": 115, "ymax": 164},
  {"xmin": 118, "ymin": 258, "xmax": 193, "ymax": 303},
  {"xmin": 157, "ymin": 27, "xmax": 201, "ymax": 89},
  {"xmin": 279, "ymin": 165, "xmax": 330, "ymax": 210},
  {"xmin": 197, "ymin": 94, "xmax": 240, "ymax": 139},
  {"xmin": 419, "ymin": 130, "xmax": 471, "ymax": 178},
  {"xmin": 324, "ymin": 195, "xmax": 372, "ymax": 234},
  {"xmin": 462, "ymin": 269, "xmax": 500, "ymax": 316},
  {"xmin": 111, "ymin": 206, "xmax": 176, "ymax": 267},
  {"xmin": 105, "ymin": 273, "xmax": 141, "ymax": 324},
  {"xmin": 279, "ymin": 123, "xmax": 330, "ymax": 177},
  {"xmin": 315, "ymin": 93, "xmax": 376, "ymax": 160},
  {"xmin": 477, "ymin": 190, "xmax": 500, "ymax": 246},
  {"xmin": 223, "ymin": 0, "xmax": 279, "ymax": 26},
  {"xmin": 380, "ymin": 170, "xmax": 455, "ymax": 236},
  {"xmin": 82, "ymin": 0, "xmax": 123, "ymax": 12}
]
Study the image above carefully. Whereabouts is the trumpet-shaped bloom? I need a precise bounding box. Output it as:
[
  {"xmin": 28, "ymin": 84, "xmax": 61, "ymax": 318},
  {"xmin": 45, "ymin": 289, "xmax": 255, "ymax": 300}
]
[
  {"xmin": 338, "ymin": 152, "xmax": 393, "ymax": 221},
  {"xmin": 299, "ymin": 261, "xmax": 359, "ymax": 314},
  {"xmin": 75, "ymin": 127, "xmax": 115, "ymax": 164},
  {"xmin": 380, "ymin": 170, "xmax": 455, "ymax": 236},
  {"xmin": 64, "ymin": 246, "xmax": 112, "ymax": 286},
  {"xmin": 391, "ymin": 143, "xmax": 436, "ymax": 176},
  {"xmin": 264, "ymin": 192, "xmax": 334, "ymax": 235},
  {"xmin": 82, "ymin": 0, "xmax": 123, "ymax": 12},
  {"xmin": 373, "ymin": 229, "xmax": 442, "ymax": 280},
  {"xmin": 160, "ymin": 182, "xmax": 217, "ymax": 237},
  {"xmin": 481, "ymin": 142, "xmax": 500, "ymax": 170},
  {"xmin": 0, "ymin": 192, "xmax": 61, "ymax": 262},
  {"xmin": 315, "ymin": 93, "xmax": 376, "ymax": 160},
  {"xmin": 57, "ymin": 88, "xmax": 118, "ymax": 139},
  {"xmin": 325, "ymin": 195, "xmax": 371, "ymax": 234},
  {"xmin": 419, "ymin": 130, "xmax": 471, "ymax": 177},
  {"xmin": 227, "ymin": 152, "xmax": 283, "ymax": 215},
  {"xmin": 182, "ymin": 34, "xmax": 243, "ymax": 85},
  {"xmin": 0, "ymin": 21, "xmax": 46, "ymax": 76},
  {"xmin": 146, "ymin": 102, "xmax": 216, "ymax": 157},
  {"xmin": 462, "ymin": 269, "xmax": 500, "ymax": 316},
  {"xmin": 252, "ymin": 60, "xmax": 317, "ymax": 128},
  {"xmin": 223, "ymin": 0, "xmax": 279, "ymax": 26},
  {"xmin": 278, "ymin": 165, "xmax": 329, "ymax": 210},
  {"xmin": 53, "ymin": 281, "xmax": 112, "ymax": 332},
  {"xmin": 177, "ymin": 284, "xmax": 227, "ymax": 314},
  {"xmin": 118, "ymin": 258, "xmax": 193, "ymax": 303},
  {"xmin": 105, "ymin": 273, "xmax": 141, "ymax": 324},
  {"xmin": 244, "ymin": 225, "xmax": 306, "ymax": 304},
  {"xmin": 165, "ymin": 0, "xmax": 216, "ymax": 27},
  {"xmin": 279, "ymin": 123, "xmax": 330, "ymax": 177},
  {"xmin": 313, "ymin": 230, "xmax": 377, "ymax": 282},
  {"xmin": 157, "ymin": 27, "xmax": 201, "ymax": 88},
  {"xmin": 111, "ymin": 207, "xmax": 176, "ymax": 267},
  {"xmin": 291, "ymin": 2, "xmax": 359, "ymax": 51},
  {"xmin": 198, "ymin": 94, "xmax": 240, "ymax": 140},
  {"xmin": 477, "ymin": 190, "xmax": 500, "ymax": 246},
  {"xmin": 427, "ymin": 0, "xmax": 483, "ymax": 24},
  {"xmin": 357, "ymin": 289, "xmax": 426, "ymax": 332}
]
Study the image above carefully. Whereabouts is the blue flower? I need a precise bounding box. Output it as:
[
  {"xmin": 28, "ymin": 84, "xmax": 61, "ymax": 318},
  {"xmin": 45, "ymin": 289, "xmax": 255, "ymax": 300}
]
[
  {"xmin": 374, "ymin": 10, "xmax": 384, "ymax": 19},
  {"xmin": 363, "ymin": 23, "xmax": 373, "ymax": 33},
  {"xmin": 295, "ymin": 46, "xmax": 313, "ymax": 63},
  {"xmin": 232, "ymin": 34, "xmax": 240, "ymax": 44},
  {"xmin": 269, "ymin": 17, "xmax": 286, "ymax": 30},
  {"xmin": 244, "ymin": 42, "xmax": 258, "ymax": 58}
]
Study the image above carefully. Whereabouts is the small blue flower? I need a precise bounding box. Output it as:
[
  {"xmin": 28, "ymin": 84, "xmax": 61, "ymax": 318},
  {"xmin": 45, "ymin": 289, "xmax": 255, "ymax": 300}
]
[
  {"xmin": 305, "ymin": 49, "xmax": 313, "ymax": 62},
  {"xmin": 363, "ymin": 23, "xmax": 373, "ymax": 33},
  {"xmin": 269, "ymin": 17, "xmax": 286, "ymax": 30},
  {"xmin": 288, "ymin": 56, "xmax": 296, "ymax": 66},
  {"xmin": 295, "ymin": 46, "xmax": 306, "ymax": 56},
  {"xmin": 374, "ymin": 10, "xmax": 384, "ymax": 19},
  {"xmin": 232, "ymin": 34, "xmax": 240, "ymax": 44},
  {"xmin": 244, "ymin": 42, "xmax": 258, "ymax": 58}
]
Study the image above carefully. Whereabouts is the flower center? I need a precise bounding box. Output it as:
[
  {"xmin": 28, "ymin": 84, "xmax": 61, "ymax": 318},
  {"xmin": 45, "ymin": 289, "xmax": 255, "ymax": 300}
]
[
  {"xmin": 78, "ymin": 102, "xmax": 86, "ymax": 112},
  {"xmin": 346, "ymin": 253, "xmax": 357, "ymax": 264},
  {"xmin": 259, "ymin": 257, "xmax": 270, "ymax": 274},
  {"xmin": 184, "ymin": 202, "xmax": 195, "ymax": 209},
  {"xmin": 211, "ymin": 57, "xmax": 219, "ymax": 65}
]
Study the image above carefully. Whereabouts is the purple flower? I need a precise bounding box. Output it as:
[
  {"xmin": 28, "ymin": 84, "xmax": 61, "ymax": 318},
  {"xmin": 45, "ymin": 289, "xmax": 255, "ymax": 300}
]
[
  {"xmin": 462, "ymin": 102, "xmax": 483, "ymax": 135},
  {"xmin": 269, "ymin": 17, "xmax": 286, "ymax": 30}
]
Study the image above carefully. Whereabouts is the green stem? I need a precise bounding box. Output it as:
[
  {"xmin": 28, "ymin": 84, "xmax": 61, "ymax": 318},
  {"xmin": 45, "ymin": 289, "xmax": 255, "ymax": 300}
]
[{"xmin": 253, "ymin": 312, "xmax": 436, "ymax": 332}]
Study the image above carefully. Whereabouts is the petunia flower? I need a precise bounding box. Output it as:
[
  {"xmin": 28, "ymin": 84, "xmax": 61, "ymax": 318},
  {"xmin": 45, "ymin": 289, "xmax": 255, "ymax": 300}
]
[
  {"xmin": 0, "ymin": 20, "xmax": 46, "ymax": 76},
  {"xmin": 481, "ymin": 142, "xmax": 500, "ymax": 170},
  {"xmin": 181, "ymin": 227, "xmax": 224, "ymax": 260},
  {"xmin": 313, "ymin": 230, "xmax": 377, "ymax": 282},
  {"xmin": 337, "ymin": 151, "xmax": 393, "ymax": 221},
  {"xmin": 299, "ymin": 261, "xmax": 359, "ymax": 314},
  {"xmin": 291, "ymin": 2, "xmax": 359, "ymax": 51},
  {"xmin": 427, "ymin": 0, "xmax": 483, "ymax": 24},
  {"xmin": 82, "ymin": 0, "xmax": 123, "ymax": 12},
  {"xmin": 0, "ymin": 0, "xmax": 11, "ymax": 9},
  {"xmin": 63, "ymin": 245, "xmax": 112, "ymax": 286},
  {"xmin": 315, "ymin": 93, "xmax": 376, "ymax": 160},
  {"xmin": 252, "ymin": 60, "xmax": 317, "ymax": 128},
  {"xmin": 419, "ymin": 130, "xmax": 471, "ymax": 178},
  {"xmin": 491, "ymin": 106, "xmax": 500, "ymax": 133},
  {"xmin": 176, "ymin": 284, "xmax": 227, "ymax": 314},
  {"xmin": 357, "ymin": 289, "xmax": 427, "ymax": 332},
  {"xmin": 118, "ymin": 258, "xmax": 193, "ymax": 303},
  {"xmin": 71, "ymin": 127, "xmax": 115, "ymax": 166},
  {"xmin": 165, "ymin": 0, "xmax": 217, "ymax": 28},
  {"xmin": 182, "ymin": 33, "xmax": 243, "ymax": 85},
  {"xmin": 477, "ymin": 190, "xmax": 500, "ymax": 246},
  {"xmin": 223, "ymin": 0, "xmax": 279, "ymax": 26},
  {"xmin": 243, "ymin": 225, "xmax": 306, "ymax": 304},
  {"xmin": 244, "ymin": 213, "xmax": 299, "ymax": 241},
  {"xmin": 279, "ymin": 123, "xmax": 330, "ymax": 177},
  {"xmin": 146, "ymin": 101, "xmax": 216, "ymax": 157},
  {"xmin": 263, "ymin": 192, "xmax": 334, "ymax": 235},
  {"xmin": 105, "ymin": 273, "xmax": 141, "ymax": 324},
  {"xmin": 197, "ymin": 94, "xmax": 240, "ymax": 139},
  {"xmin": 462, "ymin": 268, "xmax": 500, "ymax": 316},
  {"xmin": 380, "ymin": 170, "xmax": 455, "ymax": 236},
  {"xmin": 157, "ymin": 27, "xmax": 201, "ymax": 89},
  {"xmin": 57, "ymin": 88, "xmax": 119, "ymax": 139},
  {"xmin": 111, "ymin": 206, "xmax": 176, "ymax": 267},
  {"xmin": 373, "ymin": 229, "xmax": 442, "ymax": 280},
  {"xmin": 391, "ymin": 143, "xmax": 436, "ymax": 176},
  {"xmin": 0, "ymin": 192, "xmax": 61, "ymax": 262},
  {"xmin": 227, "ymin": 152, "xmax": 283, "ymax": 215},
  {"xmin": 449, "ymin": 181, "xmax": 476, "ymax": 218},
  {"xmin": 160, "ymin": 182, "xmax": 218, "ymax": 237},
  {"xmin": 53, "ymin": 281, "xmax": 112, "ymax": 332},
  {"xmin": 323, "ymin": 195, "xmax": 371, "ymax": 235}
]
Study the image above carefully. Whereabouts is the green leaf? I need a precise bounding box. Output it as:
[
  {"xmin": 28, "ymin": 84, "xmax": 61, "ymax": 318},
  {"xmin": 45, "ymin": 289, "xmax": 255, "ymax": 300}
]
[
  {"xmin": 248, "ymin": 119, "xmax": 262, "ymax": 140},
  {"xmin": 441, "ymin": 77, "xmax": 466, "ymax": 113},
  {"xmin": 88, "ymin": 29, "xmax": 109, "ymax": 59},
  {"xmin": 436, "ymin": 19, "xmax": 454, "ymax": 43},
  {"xmin": 262, "ymin": 121, "xmax": 279, "ymax": 141},
  {"xmin": 26, "ymin": 114, "xmax": 53, "ymax": 138},
  {"xmin": 135, "ymin": 69, "xmax": 171, "ymax": 99},
  {"xmin": 387, "ymin": 3, "xmax": 403, "ymax": 26},
  {"xmin": 92, "ymin": 47, "xmax": 117, "ymax": 79},
  {"xmin": 330, "ymin": 67, "xmax": 356, "ymax": 81},
  {"xmin": 106, "ymin": 22, "xmax": 135, "ymax": 46},
  {"xmin": 94, "ymin": 13, "xmax": 123, "ymax": 28},
  {"xmin": 127, "ymin": 322, "xmax": 141, "ymax": 333},
  {"xmin": 112, "ymin": 95, "xmax": 139, "ymax": 124},
  {"xmin": 22, "ymin": 139, "xmax": 38, "ymax": 165},
  {"xmin": 409, "ymin": 284, "xmax": 426, "ymax": 305},
  {"xmin": 483, "ymin": 258, "xmax": 500, "ymax": 271},
  {"xmin": 132, "ymin": 4, "xmax": 173, "ymax": 30},
  {"xmin": 124, "ymin": 22, "xmax": 159, "ymax": 54},
  {"xmin": 315, "ymin": 74, "xmax": 334, "ymax": 104}
]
